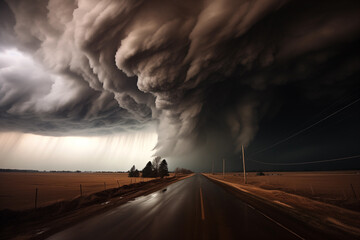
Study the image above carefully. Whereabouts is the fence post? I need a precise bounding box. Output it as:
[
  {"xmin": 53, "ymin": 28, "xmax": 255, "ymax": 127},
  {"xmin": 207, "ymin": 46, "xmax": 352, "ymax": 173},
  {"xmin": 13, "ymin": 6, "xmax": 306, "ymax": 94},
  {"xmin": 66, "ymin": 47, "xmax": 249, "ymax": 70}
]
[
  {"xmin": 35, "ymin": 188, "xmax": 38, "ymax": 209},
  {"xmin": 117, "ymin": 180, "xmax": 120, "ymax": 188},
  {"xmin": 104, "ymin": 182, "xmax": 106, "ymax": 190},
  {"xmin": 80, "ymin": 184, "xmax": 83, "ymax": 196}
]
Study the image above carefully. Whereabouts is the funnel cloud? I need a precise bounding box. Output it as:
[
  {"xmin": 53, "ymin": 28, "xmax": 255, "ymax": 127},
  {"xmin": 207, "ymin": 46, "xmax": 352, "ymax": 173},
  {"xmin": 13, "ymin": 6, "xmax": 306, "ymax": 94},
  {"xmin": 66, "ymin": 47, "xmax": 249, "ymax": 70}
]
[{"xmin": 0, "ymin": 0, "xmax": 359, "ymax": 161}]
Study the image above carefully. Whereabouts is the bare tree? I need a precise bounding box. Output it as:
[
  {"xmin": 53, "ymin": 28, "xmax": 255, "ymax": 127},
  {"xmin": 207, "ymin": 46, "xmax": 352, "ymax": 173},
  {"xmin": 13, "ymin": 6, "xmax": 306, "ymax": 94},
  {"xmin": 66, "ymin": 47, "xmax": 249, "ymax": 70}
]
[
  {"xmin": 152, "ymin": 156, "xmax": 161, "ymax": 176},
  {"xmin": 128, "ymin": 165, "xmax": 136, "ymax": 177},
  {"xmin": 175, "ymin": 167, "xmax": 192, "ymax": 175}
]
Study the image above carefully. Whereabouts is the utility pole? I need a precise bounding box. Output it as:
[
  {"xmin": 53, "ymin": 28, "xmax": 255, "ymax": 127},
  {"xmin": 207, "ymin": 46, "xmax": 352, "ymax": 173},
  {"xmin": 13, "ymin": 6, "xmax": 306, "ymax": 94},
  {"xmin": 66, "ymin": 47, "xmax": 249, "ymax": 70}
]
[
  {"xmin": 242, "ymin": 145, "xmax": 247, "ymax": 184},
  {"xmin": 223, "ymin": 158, "xmax": 225, "ymax": 179}
]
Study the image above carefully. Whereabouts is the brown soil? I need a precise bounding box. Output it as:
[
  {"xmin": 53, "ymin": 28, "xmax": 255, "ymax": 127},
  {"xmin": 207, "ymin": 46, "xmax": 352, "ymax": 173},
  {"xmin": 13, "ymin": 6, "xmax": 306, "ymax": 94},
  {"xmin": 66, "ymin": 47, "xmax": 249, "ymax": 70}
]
[
  {"xmin": 0, "ymin": 172, "xmax": 174, "ymax": 211},
  {"xmin": 204, "ymin": 173, "xmax": 360, "ymax": 238},
  {"xmin": 209, "ymin": 171, "xmax": 360, "ymax": 211},
  {"xmin": 0, "ymin": 174, "xmax": 191, "ymax": 240}
]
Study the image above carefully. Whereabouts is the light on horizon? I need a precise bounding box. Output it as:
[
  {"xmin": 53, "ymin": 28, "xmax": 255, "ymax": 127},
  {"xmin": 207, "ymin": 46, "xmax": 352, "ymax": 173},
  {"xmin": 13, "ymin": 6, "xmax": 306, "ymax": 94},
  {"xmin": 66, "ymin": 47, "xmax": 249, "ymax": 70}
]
[{"xmin": 0, "ymin": 131, "xmax": 158, "ymax": 171}]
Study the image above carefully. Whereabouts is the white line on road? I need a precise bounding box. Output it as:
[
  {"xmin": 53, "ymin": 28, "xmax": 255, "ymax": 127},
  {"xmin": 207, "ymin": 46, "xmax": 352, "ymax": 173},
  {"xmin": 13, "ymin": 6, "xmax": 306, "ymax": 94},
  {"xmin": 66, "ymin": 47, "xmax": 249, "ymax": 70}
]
[
  {"xmin": 247, "ymin": 204, "xmax": 305, "ymax": 240},
  {"xmin": 200, "ymin": 188, "xmax": 205, "ymax": 220}
]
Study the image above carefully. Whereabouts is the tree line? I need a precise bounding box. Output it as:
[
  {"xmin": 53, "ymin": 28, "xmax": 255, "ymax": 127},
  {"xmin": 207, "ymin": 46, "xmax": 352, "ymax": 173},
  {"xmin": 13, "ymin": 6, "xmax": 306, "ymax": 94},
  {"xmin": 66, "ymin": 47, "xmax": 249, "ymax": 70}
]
[
  {"xmin": 128, "ymin": 156, "xmax": 169, "ymax": 178},
  {"xmin": 174, "ymin": 167, "xmax": 193, "ymax": 174}
]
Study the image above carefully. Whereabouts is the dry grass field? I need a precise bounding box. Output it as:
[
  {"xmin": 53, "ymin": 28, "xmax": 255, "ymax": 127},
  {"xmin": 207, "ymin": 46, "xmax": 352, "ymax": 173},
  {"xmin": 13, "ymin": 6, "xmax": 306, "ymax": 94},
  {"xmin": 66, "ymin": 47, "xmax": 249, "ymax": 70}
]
[
  {"xmin": 0, "ymin": 172, "xmax": 173, "ymax": 210},
  {"xmin": 210, "ymin": 171, "xmax": 360, "ymax": 211}
]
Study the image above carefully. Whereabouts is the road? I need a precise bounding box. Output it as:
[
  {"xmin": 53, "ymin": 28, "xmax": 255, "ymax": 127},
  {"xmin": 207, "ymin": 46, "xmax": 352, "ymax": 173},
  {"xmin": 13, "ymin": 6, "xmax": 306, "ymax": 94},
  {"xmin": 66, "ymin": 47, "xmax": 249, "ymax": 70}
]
[{"xmin": 48, "ymin": 174, "xmax": 305, "ymax": 240}]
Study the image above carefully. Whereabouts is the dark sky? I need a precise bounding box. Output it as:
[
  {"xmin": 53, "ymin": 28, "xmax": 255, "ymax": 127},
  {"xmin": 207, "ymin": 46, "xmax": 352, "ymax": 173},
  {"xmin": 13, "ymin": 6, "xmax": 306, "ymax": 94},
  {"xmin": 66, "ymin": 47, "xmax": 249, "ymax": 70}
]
[{"xmin": 0, "ymin": 0, "xmax": 359, "ymax": 171}]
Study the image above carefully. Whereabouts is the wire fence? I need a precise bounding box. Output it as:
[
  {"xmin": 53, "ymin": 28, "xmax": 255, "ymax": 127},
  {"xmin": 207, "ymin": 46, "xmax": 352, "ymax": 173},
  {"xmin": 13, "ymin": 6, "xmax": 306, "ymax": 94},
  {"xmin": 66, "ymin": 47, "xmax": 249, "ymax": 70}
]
[{"xmin": 0, "ymin": 174, "xmax": 173, "ymax": 211}]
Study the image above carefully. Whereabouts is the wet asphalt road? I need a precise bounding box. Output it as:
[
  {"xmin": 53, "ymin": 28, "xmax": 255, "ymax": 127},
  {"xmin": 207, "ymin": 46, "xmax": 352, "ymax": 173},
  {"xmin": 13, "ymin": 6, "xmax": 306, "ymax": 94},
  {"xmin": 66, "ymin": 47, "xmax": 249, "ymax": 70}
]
[{"xmin": 48, "ymin": 174, "xmax": 302, "ymax": 240}]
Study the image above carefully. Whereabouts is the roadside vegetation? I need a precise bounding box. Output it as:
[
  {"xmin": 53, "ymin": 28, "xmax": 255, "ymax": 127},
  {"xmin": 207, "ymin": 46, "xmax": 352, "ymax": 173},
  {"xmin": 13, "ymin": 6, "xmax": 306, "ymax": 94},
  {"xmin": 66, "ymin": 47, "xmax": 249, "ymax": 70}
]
[
  {"xmin": 1, "ymin": 157, "xmax": 193, "ymax": 211},
  {"xmin": 174, "ymin": 167, "xmax": 193, "ymax": 175},
  {"xmin": 128, "ymin": 156, "xmax": 170, "ymax": 178}
]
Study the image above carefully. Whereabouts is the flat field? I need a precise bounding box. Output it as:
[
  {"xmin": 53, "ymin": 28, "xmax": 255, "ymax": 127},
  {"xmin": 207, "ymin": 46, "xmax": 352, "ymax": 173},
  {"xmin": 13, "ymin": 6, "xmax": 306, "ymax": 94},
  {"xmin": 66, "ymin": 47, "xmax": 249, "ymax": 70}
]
[
  {"xmin": 0, "ymin": 172, "xmax": 173, "ymax": 210},
  {"xmin": 210, "ymin": 171, "xmax": 360, "ymax": 211}
]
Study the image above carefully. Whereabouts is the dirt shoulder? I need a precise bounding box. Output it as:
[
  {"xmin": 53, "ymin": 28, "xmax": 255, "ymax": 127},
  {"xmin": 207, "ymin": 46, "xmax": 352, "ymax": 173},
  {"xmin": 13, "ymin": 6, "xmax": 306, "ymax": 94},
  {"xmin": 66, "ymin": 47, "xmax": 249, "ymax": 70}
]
[
  {"xmin": 0, "ymin": 174, "xmax": 193, "ymax": 240},
  {"xmin": 210, "ymin": 171, "xmax": 360, "ymax": 212},
  {"xmin": 203, "ymin": 173, "xmax": 360, "ymax": 239}
]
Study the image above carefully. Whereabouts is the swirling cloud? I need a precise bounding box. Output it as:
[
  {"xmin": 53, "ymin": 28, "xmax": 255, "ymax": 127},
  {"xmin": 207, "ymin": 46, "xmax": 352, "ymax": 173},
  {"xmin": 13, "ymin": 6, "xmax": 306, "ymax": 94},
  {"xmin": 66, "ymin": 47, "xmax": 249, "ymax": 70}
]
[{"xmin": 1, "ymin": 0, "xmax": 359, "ymax": 157}]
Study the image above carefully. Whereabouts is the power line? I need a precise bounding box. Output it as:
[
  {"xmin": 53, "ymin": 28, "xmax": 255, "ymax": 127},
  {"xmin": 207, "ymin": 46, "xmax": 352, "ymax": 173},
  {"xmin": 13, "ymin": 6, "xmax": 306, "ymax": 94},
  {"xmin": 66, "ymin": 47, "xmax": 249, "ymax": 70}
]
[
  {"xmin": 249, "ymin": 154, "xmax": 360, "ymax": 166},
  {"xmin": 251, "ymin": 96, "xmax": 360, "ymax": 156},
  {"xmin": 300, "ymin": 91, "xmax": 358, "ymax": 127}
]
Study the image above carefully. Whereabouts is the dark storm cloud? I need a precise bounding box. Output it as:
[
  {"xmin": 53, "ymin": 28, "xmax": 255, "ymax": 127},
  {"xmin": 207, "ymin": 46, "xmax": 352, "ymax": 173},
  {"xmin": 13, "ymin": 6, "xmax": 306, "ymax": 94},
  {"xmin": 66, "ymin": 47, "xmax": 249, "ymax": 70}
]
[{"xmin": 1, "ymin": 0, "xmax": 359, "ymax": 157}]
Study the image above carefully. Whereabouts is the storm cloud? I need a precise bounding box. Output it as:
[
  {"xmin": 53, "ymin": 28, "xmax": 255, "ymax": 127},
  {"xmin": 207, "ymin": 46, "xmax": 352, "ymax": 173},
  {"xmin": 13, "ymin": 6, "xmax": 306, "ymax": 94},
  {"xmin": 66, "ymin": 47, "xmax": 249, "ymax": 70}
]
[{"xmin": 1, "ymin": 0, "xmax": 359, "ymax": 157}]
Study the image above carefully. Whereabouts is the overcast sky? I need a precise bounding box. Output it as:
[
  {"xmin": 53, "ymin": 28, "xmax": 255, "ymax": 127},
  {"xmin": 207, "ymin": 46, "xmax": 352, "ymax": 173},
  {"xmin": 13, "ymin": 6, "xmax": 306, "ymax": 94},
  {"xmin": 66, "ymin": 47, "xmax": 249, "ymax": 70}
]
[{"xmin": 0, "ymin": 0, "xmax": 359, "ymax": 171}]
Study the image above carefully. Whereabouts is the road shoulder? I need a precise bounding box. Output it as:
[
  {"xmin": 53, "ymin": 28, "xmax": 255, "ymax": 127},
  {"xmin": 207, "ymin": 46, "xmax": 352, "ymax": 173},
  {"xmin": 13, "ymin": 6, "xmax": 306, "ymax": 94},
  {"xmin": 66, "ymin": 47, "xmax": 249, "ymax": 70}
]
[
  {"xmin": 1, "ymin": 174, "xmax": 194, "ymax": 239},
  {"xmin": 203, "ymin": 173, "xmax": 360, "ymax": 239}
]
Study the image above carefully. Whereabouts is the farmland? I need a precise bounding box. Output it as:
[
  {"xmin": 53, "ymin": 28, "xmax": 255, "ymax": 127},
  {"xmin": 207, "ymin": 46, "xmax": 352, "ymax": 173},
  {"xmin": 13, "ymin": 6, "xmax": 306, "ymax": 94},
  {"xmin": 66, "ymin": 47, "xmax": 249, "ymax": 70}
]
[
  {"xmin": 0, "ymin": 172, "xmax": 173, "ymax": 210},
  {"xmin": 208, "ymin": 171, "xmax": 360, "ymax": 211}
]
